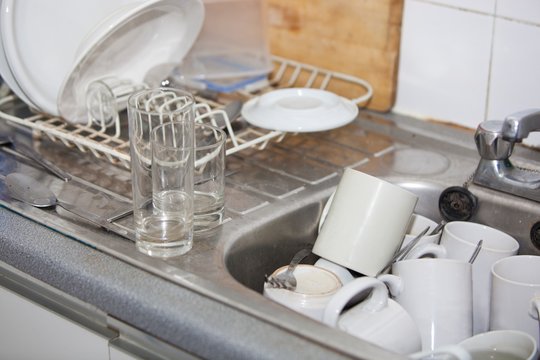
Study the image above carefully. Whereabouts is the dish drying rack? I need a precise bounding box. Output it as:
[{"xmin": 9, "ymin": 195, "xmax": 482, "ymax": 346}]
[{"xmin": 0, "ymin": 56, "xmax": 373, "ymax": 169}]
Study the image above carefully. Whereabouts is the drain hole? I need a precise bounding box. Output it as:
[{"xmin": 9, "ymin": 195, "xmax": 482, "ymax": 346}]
[
  {"xmin": 438, "ymin": 186, "xmax": 478, "ymax": 221},
  {"xmin": 530, "ymin": 222, "xmax": 540, "ymax": 250}
]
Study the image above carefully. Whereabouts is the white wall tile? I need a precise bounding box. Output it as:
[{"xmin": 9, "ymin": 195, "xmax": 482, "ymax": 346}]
[
  {"xmin": 423, "ymin": 0, "xmax": 495, "ymax": 14},
  {"xmin": 394, "ymin": 0, "xmax": 493, "ymax": 128},
  {"xmin": 497, "ymin": 0, "xmax": 540, "ymax": 25},
  {"xmin": 487, "ymin": 18, "xmax": 540, "ymax": 147}
]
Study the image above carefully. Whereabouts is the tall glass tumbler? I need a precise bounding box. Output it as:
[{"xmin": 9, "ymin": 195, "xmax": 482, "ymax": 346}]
[
  {"xmin": 194, "ymin": 123, "xmax": 226, "ymax": 232},
  {"xmin": 127, "ymin": 88, "xmax": 195, "ymax": 257}
]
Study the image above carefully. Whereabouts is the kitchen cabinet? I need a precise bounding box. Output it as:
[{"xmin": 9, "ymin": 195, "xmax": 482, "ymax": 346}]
[{"xmin": 0, "ymin": 284, "xmax": 111, "ymax": 360}]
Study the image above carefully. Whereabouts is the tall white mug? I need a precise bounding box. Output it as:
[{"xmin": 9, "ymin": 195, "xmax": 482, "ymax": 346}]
[
  {"xmin": 380, "ymin": 258, "xmax": 473, "ymax": 351},
  {"xmin": 440, "ymin": 221, "xmax": 519, "ymax": 334},
  {"xmin": 490, "ymin": 255, "xmax": 540, "ymax": 344},
  {"xmin": 313, "ymin": 168, "xmax": 418, "ymax": 276}
]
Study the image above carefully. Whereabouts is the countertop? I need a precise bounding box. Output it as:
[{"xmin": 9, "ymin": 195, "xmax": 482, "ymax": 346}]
[{"xmin": 2, "ymin": 108, "xmax": 536, "ymax": 359}]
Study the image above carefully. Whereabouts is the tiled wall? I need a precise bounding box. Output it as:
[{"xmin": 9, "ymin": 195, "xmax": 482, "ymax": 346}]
[{"xmin": 394, "ymin": 0, "xmax": 540, "ymax": 147}]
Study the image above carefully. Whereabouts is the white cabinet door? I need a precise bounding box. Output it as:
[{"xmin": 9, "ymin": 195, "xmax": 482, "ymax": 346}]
[{"xmin": 0, "ymin": 285, "xmax": 110, "ymax": 360}]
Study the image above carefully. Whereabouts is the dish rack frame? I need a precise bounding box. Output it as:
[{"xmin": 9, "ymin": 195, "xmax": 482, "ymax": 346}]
[{"xmin": 0, "ymin": 56, "xmax": 373, "ymax": 169}]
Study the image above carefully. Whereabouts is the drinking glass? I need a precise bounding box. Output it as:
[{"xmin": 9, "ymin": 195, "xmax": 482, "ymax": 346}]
[
  {"xmin": 127, "ymin": 88, "xmax": 195, "ymax": 257},
  {"xmin": 194, "ymin": 123, "xmax": 226, "ymax": 232}
]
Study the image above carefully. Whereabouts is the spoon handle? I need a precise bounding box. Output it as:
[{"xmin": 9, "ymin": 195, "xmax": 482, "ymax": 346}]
[{"xmin": 468, "ymin": 239, "xmax": 483, "ymax": 264}]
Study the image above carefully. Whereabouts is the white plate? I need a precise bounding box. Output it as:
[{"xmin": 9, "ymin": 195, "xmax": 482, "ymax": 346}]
[
  {"xmin": 57, "ymin": 0, "xmax": 204, "ymax": 124},
  {"xmin": 241, "ymin": 88, "xmax": 359, "ymax": 133},
  {"xmin": 0, "ymin": 0, "xmax": 37, "ymax": 108},
  {"xmin": 1, "ymin": 0, "xmax": 146, "ymax": 116},
  {"xmin": 0, "ymin": 26, "xmax": 35, "ymax": 108}
]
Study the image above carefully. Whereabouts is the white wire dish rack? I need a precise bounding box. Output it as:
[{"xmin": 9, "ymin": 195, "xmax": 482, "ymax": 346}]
[{"xmin": 0, "ymin": 56, "xmax": 373, "ymax": 169}]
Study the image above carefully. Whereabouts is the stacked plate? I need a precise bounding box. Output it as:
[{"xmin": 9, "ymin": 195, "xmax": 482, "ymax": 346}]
[{"xmin": 0, "ymin": 0, "xmax": 204, "ymax": 124}]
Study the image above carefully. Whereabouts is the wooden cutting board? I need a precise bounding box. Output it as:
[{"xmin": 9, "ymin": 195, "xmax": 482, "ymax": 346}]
[{"xmin": 264, "ymin": 0, "xmax": 403, "ymax": 112}]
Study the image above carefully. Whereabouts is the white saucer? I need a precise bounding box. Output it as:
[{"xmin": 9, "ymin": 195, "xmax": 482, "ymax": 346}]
[
  {"xmin": 58, "ymin": 0, "xmax": 204, "ymax": 124},
  {"xmin": 241, "ymin": 88, "xmax": 359, "ymax": 133}
]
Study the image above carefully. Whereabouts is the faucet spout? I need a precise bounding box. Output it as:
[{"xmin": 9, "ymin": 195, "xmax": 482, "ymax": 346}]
[{"xmin": 502, "ymin": 109, "xmax": 540, "ymax": 143}]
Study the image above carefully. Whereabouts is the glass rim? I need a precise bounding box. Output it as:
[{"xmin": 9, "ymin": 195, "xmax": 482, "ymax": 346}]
[
  {"xmin": 195, "ymin": 122, "xmax": 227, "ymax": 151},
  {"xmin": 151, "ymin": 121, "xmax": 194, "ymax": 149},
  {"xmin": 128, "ymin": 87, "xmax": 195, "ymax": 116}
]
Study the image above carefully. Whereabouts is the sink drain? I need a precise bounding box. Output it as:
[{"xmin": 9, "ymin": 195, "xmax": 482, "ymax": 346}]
[
  {"xmin": 530, "ymin": 222, "xmax": 540, "ymax": 250},
  {"xmin": 439, "ymin": 186, "xmax": 478, "ymax": 221}
]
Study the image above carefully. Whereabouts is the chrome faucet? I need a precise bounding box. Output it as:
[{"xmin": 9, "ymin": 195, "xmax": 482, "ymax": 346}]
[{"xmin": 473, "ymin": 109, "xmax": 540, "ymax": 202}]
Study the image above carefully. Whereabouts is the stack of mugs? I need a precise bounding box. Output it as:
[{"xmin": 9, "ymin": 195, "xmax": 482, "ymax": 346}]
[{"xmin": 264, "ymin": 168, "xmax": 538, "ymax": 359}]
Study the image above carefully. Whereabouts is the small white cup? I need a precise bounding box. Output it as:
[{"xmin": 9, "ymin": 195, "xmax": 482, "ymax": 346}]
[
  {"xmin": 440, "ymin": 221, "xmax": 519, "ymax": 334},
  {"xmin": 409, "ymin": 346, "xmax": 472, "ymax": 360},
  {"xmin": 314, "ymin": 258, "xmax": 355, "ymax": 285},
  {"xmin": 323, "ymin": 276, "xmax": 422, "ymax": 355},
  {"xmin": 460, "ymin": 330, "xmax": 537, "ymax": 360},
  {"xmin": 263, "ymin": 265, "xmax": 342, "ymax": 321},
  {"xmin": 490, "ymin": 255, "xmax": 540, "ymax": 344},
  {"xmin": 380, "ymin": 258, "xmax": 473, "ymax": 351},
  {"xmin": 314, "ymin": 168, "xmax": 418, "ymax": 276},
  {"xmin": 401, "ymin": 214, "xmax": 441, "ymax": 250}
]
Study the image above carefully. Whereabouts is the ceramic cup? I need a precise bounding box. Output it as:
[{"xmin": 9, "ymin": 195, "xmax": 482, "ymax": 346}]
[
  {"xmin": 490, "ymin": 255, "xmax": 540, "ymax": 344},
  {"xmin": 409, "ymin": 346, "xmax": 472, "ymax": 360},
  {"xmin": 440, "ymin": 221, "xmax": 519, "ymax": 334},
  {"xmin": 322, "ymin": 277, "xmax": 422, "ymax": 355},
  {"xmin": 460, "ymin": 330, "xmax": 538, "ymax": 360},
  {"xmin": 313, "ymin": 168, "xmax": 418, "ymax": 276},
  {"xmin": 380, "ymin": 258, "xmax": 473, "ymax": 351},
  {"xmin": 263, "ymin": 264, "xmax": 342, "ymax": 321},
  {"xmin": 314, "ymin": 258, "xmax": 355, "ymax": 285},
  {"xmin": 400, "ymin": 213, "xmax": 441, "ymax": 250}
]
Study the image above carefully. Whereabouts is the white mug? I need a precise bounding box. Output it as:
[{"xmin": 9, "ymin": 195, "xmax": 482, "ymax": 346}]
[
  {"xmin": 379, "ymin": 258, "xmax": 473, "ymax": 351},
  {"xmin": 314, "ymin": 258, "xmax": 355, "ymax": 285},
  {"xmin": 490, "ymin": 255, "xmax": 540, "ymax": 344},
  {"xmin": 460, "ymin": 330, "xmax": 538, "ymax": 360},
  {"xmin": 401, "ymin": 213, "xmax": 441, "ymax": 250},
  {"xmin": 323, "ymin": 276, "xmax": 422, "ymax": 355},
  {"xmin": 313, "ymin": 168, "xmax": 418, "ymax": 276},
  {"xmin": 440, "ymin": 221, "xmax": 519, "ymax": 334},
  {"xmin": 263, "ymin": 265, "xmax": 342, "ymax": 321}
]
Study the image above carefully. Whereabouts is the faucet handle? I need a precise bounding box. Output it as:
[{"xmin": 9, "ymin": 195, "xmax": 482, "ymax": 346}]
[
  {"xmin": 475, "ymin": 120, "xmax": 514, "ymax": 160},
  {"xmin": 502, "ymin": 109, "xmax": 540, "ymax": 142}
]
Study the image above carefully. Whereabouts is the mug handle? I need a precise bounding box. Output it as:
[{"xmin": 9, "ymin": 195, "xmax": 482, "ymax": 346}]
[
  {"xmin": 322, "ymin": 277, "xmax": 388, "ymax": 327},
  {"xmin": 318, "ymin": 190, "xmax": 336, "ymax": 233},
  {"xmin": 529, "ymin": 296, "xmax": 540, "ymax": 320},
  {"xmin": 405, "ymin": 243, "xmax": 447, "ymax": 260},
  {"xmin": 377, "ymin": 274, "xmax": 403, "ymax": 298}
]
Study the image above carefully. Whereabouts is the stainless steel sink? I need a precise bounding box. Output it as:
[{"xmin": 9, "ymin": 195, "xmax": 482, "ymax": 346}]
[
  {"xmin": 220, "ymin": 112, "xmax": 540, "ymax": 358},
  {"xmin": 4, "ymin": 108, "xmax": 540, "ymax": 359}
]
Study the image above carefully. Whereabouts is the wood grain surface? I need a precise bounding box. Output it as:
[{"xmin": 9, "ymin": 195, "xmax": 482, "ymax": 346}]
[{"xmin": 264, "ymin": 0, "xmax": 404, "ymax": 112}]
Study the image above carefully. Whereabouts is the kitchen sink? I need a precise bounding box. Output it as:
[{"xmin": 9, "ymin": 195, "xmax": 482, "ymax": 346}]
[
  {"xmin": 3, "ymin": 108, "xmax": 540, "ymax": 359},
  {"xmin": 218, "ymin": 112, "xmax": 540, "ymax": 358}
]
